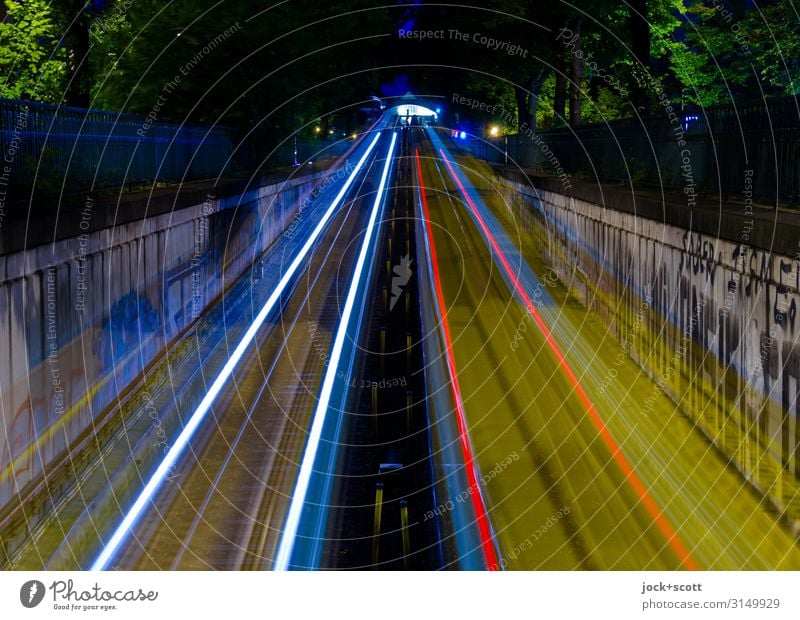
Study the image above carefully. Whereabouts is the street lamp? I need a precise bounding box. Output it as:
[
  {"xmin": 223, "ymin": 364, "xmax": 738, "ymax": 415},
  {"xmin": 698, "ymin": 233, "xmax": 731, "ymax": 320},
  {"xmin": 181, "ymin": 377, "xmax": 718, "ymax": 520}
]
[{"xmin": 490, "ymin": 125, "xmax": 499, "ymax": 137}]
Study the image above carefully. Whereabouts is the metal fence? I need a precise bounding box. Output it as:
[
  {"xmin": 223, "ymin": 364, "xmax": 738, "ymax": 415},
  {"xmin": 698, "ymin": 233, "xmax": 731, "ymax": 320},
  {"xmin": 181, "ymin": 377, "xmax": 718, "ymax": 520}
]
[
  {"xmin": 463, "ymin": 95, "xmax": 800, "ymax": 205},
  {"xmin": 0, "ymin": 98, "xmax": 236, "ymax": 202},
  {"xmin": 269, "ymin": 136, "xmax": 356, "ymax": 168}
]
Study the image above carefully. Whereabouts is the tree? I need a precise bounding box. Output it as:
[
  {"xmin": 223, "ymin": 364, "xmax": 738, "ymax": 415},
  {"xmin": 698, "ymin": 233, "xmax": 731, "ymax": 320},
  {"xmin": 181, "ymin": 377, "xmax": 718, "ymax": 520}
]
[
  {"xmin": 667, "ymin": 0, "xmax": 799, "ymax": 107},
  {"xmin": 458, "ymin": 0, "xmax": 574, "ymax": 129},
  {"xmin": 628, "ymin": 0, "xmax": 650, "ymax": 109},
  {"xmin": 751, "ymin": 3, "xmax": 800, "ymax": 95},
  {"xmin": 52, "ymin": 0, "xmax": 94, "ymax": 107},
  {"xmin": 0, "ymin": 0, "xmax": 65, "ymax": 102},
  {"xmin": 568, "ymin": 17, "xmax": 583, "ymax": 126},
  {"xmin": 90, "ymin": 1, "xmax": 389, "ymax": 140},
  {"xmin": 629, "ymin": 0, "xmax": 650, "ymax": 69},
  {"xmin": 553, "ymin": 48, "xmax": 567, "ymax": 125}
]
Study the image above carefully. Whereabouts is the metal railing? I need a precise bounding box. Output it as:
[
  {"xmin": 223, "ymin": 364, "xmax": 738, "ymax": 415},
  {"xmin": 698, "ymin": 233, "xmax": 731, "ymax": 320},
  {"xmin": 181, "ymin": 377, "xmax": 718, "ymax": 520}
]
[
  {"xmin": 269, "ymin": 136, "xmax": 356, "ymax": 168},
  {"xmin": 463, "ymin": 95, "xmax": 800, "ymax": 205},
  {"xmin": 0, "ymin": 98, "xmax": 236, "ymax": 202}
]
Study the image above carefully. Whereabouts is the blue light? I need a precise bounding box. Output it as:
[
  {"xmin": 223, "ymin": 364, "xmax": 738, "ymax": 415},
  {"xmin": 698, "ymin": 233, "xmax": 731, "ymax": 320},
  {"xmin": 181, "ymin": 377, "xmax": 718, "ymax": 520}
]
[
  {"xmin": 274, "ymin": 132, "xmax": 398, "ymax": 571},
  {"xmin": 459, "ymin": 131, "xmax": 467, "ymax": 140},
  {"xmin": 683, "ymin": 114, "xmax": 699, "ymax": 131},
  {"xmin": 89, "ymin": 132, "xmax": 382, "ymax": 572},
  {"xmin": 435, "ymin": 107, "xmax": 441, "ymax": 114}
]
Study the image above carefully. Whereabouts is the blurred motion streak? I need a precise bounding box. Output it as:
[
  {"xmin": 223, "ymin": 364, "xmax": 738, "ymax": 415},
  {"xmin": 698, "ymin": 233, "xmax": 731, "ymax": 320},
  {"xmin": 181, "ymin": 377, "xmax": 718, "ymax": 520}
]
[
  {"xmin": 89, "ymin": 132, "xmax": 382, "ymax": 571},
  {"xmin": 275, "ymin": 131, "xmax": 398, "ymax": 570},
  {"xmin": 416, "ymin": 147, "xmax": 500, "ymax": 570},
  {"xmin": 436, "ymin": 143, "xmax": 699, "ymax": 571}
]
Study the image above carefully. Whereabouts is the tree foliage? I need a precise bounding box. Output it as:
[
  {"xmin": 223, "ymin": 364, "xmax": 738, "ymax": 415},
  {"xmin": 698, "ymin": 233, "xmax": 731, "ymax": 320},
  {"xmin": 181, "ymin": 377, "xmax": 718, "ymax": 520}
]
[
  {"xmin": 670, "ymin": 0, "xmax": 799, "ymax": 106},
  {"xmin": 0, "ymin": 0, "xmax": 65, "ymax": 101},
  {"xmin": 0, "ymin": 0, "xmax": 796, "ymax": 137}
]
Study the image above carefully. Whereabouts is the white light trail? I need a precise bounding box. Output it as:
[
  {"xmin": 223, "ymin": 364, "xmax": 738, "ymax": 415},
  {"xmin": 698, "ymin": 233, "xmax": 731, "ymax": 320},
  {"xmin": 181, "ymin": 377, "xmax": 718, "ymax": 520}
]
[
  {"xmin": 274, "ymin": 131, "xmax": 398, "ymax": 570},
  {"xmin": 90, "ymin": 132, "xmax": 382, "ymax": 571}
]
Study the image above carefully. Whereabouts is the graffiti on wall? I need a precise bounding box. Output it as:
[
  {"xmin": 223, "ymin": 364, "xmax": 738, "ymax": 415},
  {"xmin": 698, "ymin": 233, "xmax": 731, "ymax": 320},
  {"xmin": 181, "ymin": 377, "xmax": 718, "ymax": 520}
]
[{"xmin": 513, "ymin": 184, "xmax": 800, "ymax": 488}]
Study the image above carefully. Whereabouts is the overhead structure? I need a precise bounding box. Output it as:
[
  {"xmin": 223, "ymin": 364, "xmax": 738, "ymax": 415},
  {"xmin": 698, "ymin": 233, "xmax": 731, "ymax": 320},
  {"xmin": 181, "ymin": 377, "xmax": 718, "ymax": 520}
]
[{"xmin": 386, "ymin": 92, "xmax": 441, "ymax": 124}]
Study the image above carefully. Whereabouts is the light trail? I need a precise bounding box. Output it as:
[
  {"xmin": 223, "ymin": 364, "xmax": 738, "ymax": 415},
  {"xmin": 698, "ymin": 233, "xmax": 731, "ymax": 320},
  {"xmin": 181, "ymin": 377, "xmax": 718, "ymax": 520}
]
[
  {"xmin": 274, "ymin": 131, "xmax": 398, "ymax": 571},
  {"xmin": 435, "ymin": 142, "xmax": 700, "ymax": 571},
  {"xmin": 415, "ymin": 148, "xmax": 500, "ymax": 570},
  {"xmin": 90, "ymin": 132, "xmax": 382, "ymax": 571}
]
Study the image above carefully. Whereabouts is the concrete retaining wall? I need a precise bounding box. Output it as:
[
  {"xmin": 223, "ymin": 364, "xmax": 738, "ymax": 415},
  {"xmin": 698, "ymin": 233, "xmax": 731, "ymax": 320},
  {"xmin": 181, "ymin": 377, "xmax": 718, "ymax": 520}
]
[
  {"xmin": 495, "ymin": 171, "xmax": 800, "ymax": 519},
  {"xmin": 0, "ymin": 168, "xmax": 338, "ymax": 508}
]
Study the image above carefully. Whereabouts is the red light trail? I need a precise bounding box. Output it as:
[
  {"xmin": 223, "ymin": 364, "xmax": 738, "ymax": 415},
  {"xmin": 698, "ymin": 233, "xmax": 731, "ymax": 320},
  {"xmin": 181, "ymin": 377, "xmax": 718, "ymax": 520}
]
[{"xmin": 437, "ymin": 147, "xmax": 699, "ymax": 571}]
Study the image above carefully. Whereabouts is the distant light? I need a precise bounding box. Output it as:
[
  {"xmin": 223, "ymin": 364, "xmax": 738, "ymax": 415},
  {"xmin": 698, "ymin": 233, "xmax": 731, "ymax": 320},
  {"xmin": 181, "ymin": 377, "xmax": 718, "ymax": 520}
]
[
  {"xmin": 314, "ymin": 127, "xmax": 321, "ymax": 133},
  {"xmin": 328, "ymin": 129, "xmax": 334, "ymax": 135},
  {"xmin": 307, "ymin": 161, "xmax": 313, "ymax": 164},
  {"xmin": 459, "ymin": 131, "xmax": 467, "ymax": 140},
  {"xmin": 489, "ymin": 126, "xmax": 499, "ymax": 137},
  {"xmin": 351, "ymin": 133, "xmax": 357, "ymax": 139},
  {"xmin": 435, "ymin": 107, "xmax": 441, "ymax": 114}
]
